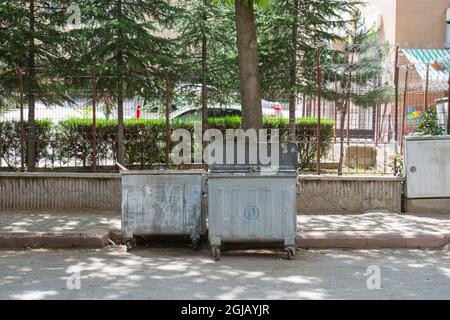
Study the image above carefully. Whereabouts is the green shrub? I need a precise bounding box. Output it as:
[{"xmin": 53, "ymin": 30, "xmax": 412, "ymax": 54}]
[
  {"xmin": 395, "ymin": 155, "xmax": 405, "ymax": 178},
  {"xmin": 0, "ymin": 116, "xmax": 334, "ymax": 170},
  {"xmin": 416, "ymin": 108, "xmax": 444, "ymax": 136},
  {"xmin": 0, "ymin": 120, "xmax": 53, "ymax": 168}
]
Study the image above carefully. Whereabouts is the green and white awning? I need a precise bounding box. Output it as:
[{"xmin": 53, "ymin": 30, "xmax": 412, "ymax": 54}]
[{"xmin": 401, "ymin": 49, "xmax": 450, "ymax": 86}]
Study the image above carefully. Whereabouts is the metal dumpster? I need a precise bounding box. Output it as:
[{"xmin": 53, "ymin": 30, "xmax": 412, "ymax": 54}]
[
  {"xmin": 121, "ymin": 170, "xmax": 206, "ymax": 250},
  {"xmin": 207, "ymin": 143, "xmax": 298, "ymax": 260}
]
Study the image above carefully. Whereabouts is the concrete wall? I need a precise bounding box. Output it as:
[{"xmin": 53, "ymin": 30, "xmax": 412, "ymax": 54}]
[
  {"xmin": 298, "ymin": 175, "xmax": 404, "ymax": 214},
  {"xmin": 0, "ymin": 173, "xmax": 121, "ymax": 212},
  {"xmin": 1, "ymin": 173, "xmax": 404, "ymax": 215},
  {"xmin": 406, "ymin": 198, "xmax": 450, "ymax": 214}
]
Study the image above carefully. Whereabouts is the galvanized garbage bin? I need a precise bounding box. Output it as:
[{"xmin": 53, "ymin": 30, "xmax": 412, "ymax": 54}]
[
  {"xmin": 121, "ymin": 170, "xmax": 206, "ymax": 251},
  {"xmin": 207, "ymin": 143, "xmax": 298, "ymax": 260}
]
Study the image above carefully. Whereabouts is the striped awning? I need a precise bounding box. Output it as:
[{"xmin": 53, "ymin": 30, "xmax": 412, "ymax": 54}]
[
  {"xmin": 401, "ymin": 49, "xmax": 450, "ymax": 86},
  {"xmin": 402, "ymin": 49, "xmax": 450, "ymax": 66}
]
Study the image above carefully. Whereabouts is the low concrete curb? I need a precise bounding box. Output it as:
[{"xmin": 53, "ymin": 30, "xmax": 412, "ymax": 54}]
[
  {"xmin": 1, "ymin": 229, "xmax": 448, "ymax": 250},
  {"xmin": 297, "ymin": 232, "xmax": 450, "ymax": 249},
  {"xmin": 0, "ymin": 230, "xmax": 109, "ymax": 248}
]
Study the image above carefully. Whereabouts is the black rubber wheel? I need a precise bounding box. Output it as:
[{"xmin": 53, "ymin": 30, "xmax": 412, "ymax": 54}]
[
  {"xmin": 287, "ymin": 247, "xmax": 296, "ymax": 260},
  {"xmin": 192, "ymin": 239, "xmax": 200, "ymax": 251},
  {"xmin": 136, "ymin": 236, "xmax": 144, "ymax": 246},
  {"xmin": 212, "ymin": 246, "xmax": 221, "ymax": 261},
  {"xmin": 125, "ymin": 239, "xmax": 134, "ymax": 252}
]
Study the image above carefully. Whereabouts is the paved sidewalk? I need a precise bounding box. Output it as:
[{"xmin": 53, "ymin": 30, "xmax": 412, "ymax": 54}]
[
  {"xmin": 298, "ymin": 212, "xmax": 450, "ymax": 234},
  {"xmin": 0, "ymin": 212, "xmax": 120, "ymax": 233},
  {"xmin": 298, "ymin": 212, "xmax": 450, "ymax": 249},
  {"xmin": 0, "ymin": 212, "xmax": 120, "ymax": 248},
  {"xmin": 0, "ymin": 211, "xmax": 449, "ymax": 249}
]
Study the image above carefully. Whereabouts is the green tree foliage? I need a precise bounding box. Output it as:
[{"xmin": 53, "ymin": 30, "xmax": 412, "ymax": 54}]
[
  {"xmin": 70, "ymin": 0, "xmax": 176, "ymax": 163},
  {"xmin": 322, "ymin": 11, "xmax": 393, "ymax": 174},
  {"xmin": 256, "ymin": 0, "xmax": 356, "ymax": 141},
  {"xmin": 214, "ymin": 0, "xmax": 270, "ymax": 8},
  {"xmin": 416, "ymin": 108, "xmax": 444, "ymax": 136},
  {"xmin": 258, "ymin": 0, "xmax": 356, "ymax": 100},
  {"xmin": 175, "ymin": 0, "xmax": 239, "ymax": 107},
  {"xmin": 0, "ymin": 0, "xmax": 71, "ymax": 170}
]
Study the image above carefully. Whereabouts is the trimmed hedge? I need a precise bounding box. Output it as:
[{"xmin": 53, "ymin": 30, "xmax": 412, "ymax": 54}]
[
  {"xmin": 0, "ymin": 120, "xmax": 53, "ymax": 168},
  {"xmin": 0, "ymin": 116, "xmax": 334, "ymax": 170}
]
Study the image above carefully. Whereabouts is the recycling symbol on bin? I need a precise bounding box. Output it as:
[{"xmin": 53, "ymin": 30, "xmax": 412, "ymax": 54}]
[{"xmin": 244, "ymin": 205, "xmax": 260, "ymax": 221}]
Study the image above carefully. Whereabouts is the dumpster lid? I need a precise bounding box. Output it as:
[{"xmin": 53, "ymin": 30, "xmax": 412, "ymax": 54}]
[
  {"xmin": 121, "ymin": 169, "xmax": 206, "ymax": 176},
  {"xmin": 208, "ymin": 142, "xmax": 298, "ymax": 173}
]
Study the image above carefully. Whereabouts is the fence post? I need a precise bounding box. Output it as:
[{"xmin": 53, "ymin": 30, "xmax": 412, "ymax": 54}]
[
  {"xmin": 400, "ymin": 66, "xmax": 409, "ymax": 154},
  {"xmin": 381, "ymin": 102, "xmax": 387, "ymax": 142},
  {"xmin": 90, "ymin": 68, "xmax": 97, "ymax": 171},
  {"xmin": 315, "ymin": 47, "xmax": 321, "ymax": 175},
  {"xmin": 448, "ymin": 74, "xmax": 450, "ymax": 135},
  {"xmin": 424, "ymin": 63, "xmax": 429, "ymax": 110},
  {"xmin": 394, "ymin": 45, "xmax": 399, "ymax": 142},
  {"xmin": 16, "ymin": 69, "xmax": 25, "ymax": 172},
  {"xmin": 346, "ymin": 101, "xmax": 350, "ymax": 145},
  {"xmin": 375, "ymin": 104, "xmax": 379, "ymax": 147},
  {"xmin": 333, "ymin": 82, "xmax": 337, "ymax": 144}
]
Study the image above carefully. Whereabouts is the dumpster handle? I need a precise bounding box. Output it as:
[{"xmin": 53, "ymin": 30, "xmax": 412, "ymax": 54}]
[{"xmin": 116, "ymin": 162, "xmax": 129, "ymax": 171}]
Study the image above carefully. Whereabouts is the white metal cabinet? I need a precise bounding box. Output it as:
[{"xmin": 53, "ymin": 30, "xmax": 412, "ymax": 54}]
[{"xmin": 405, "ymin": 136, "xmax": 450, "ymax": 198}]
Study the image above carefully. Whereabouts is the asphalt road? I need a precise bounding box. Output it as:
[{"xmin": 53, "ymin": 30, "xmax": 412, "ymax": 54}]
[{"xmin": 0, "ymin": 247, "xmax": 449, "ymax": 300}]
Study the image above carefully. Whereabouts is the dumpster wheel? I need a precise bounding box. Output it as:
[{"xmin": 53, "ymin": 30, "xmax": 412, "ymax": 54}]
[
  {"xmin": 192, "ymin": 238, "xmax": 200, "ymax": 251},
  {"xmin": 212, "ymin": 246, "xmax": 221, "ymax": 261},
  {"xmin": 125, "ymin": 239, "xmax": 136, "ymax": 252},
  {"xmin": 286, "ymin": 247, "xmax": 296, "ymax": 260}
]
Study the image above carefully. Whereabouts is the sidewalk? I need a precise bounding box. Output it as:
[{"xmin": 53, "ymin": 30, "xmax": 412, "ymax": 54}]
[
  {"xmin": 0, "ymin": 212, "xmax": 120, "ymax": 248},
  {"xmin": 0, "ymin": 211, "xmax": 449, "ymax": 249},
  {"xmin": 298, "ymin": 212, "xmax": 450, "ymax": 249}
]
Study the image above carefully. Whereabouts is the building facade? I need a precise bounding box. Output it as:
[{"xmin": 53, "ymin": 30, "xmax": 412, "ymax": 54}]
[{"xmin": 362, "ymin": 0, "xmax": 450, "ymax": 49}]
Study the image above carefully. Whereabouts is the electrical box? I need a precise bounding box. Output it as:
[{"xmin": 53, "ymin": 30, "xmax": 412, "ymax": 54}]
[{"xmin": 405, "ymin": 136, "xmax": 450, "ymax": 199}]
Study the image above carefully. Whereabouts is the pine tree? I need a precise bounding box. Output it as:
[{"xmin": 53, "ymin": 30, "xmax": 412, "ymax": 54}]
[
  {"xmin": 73, "ymin": 0, "xmax": 175, "ymax": 164},
  {"xmin": 174, "ymin": 0, "xmax": 238, "ymax": 133},
  {"xmin": 0, "ymin": 0, "xmax": 70, "ymax": 170},
  {"xmin": 258, "ymin": 0, "xmax": 356, "ymax": 140},
  {"xmin": 322, "ymin": 11, "xmax": 393, "ymax": 175}
]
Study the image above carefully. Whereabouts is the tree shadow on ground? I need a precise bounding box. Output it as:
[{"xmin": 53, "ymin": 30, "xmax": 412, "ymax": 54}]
[{"xmin": 0, "ymin": 247, "xmax": 449, "ymax": 300}]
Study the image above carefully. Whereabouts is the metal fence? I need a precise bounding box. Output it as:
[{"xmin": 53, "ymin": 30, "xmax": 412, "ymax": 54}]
[
  {"xmin": 309, "ymin": 44, "xmax": 450, "ymax": 175},
  {"xmin": 1, "ymin": 44, "xmax": 450, "ymax": 174}
]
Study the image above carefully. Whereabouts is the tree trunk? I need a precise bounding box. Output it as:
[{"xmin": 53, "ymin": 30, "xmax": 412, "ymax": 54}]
[
  {"xmin": 338, "ymin": 101, "xmax": 348, "ymax": 176},
  {"xmin": 234, "ymin": 0, "xmax": 262, "ymax": 131},
  {"xmin": 27, "ymin": 0, "xmax": 36, "ymax": 171},
  {"xmin": 201, "ymin": 0, "xmax": 208, "ymax": 136},
  {"xmin": 116, "ymin": 0, "xmax": 125, "ymax": 165},
  {"xmin": 289, "ymin": 0, "xmax": 299, "ymax": 143}
]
